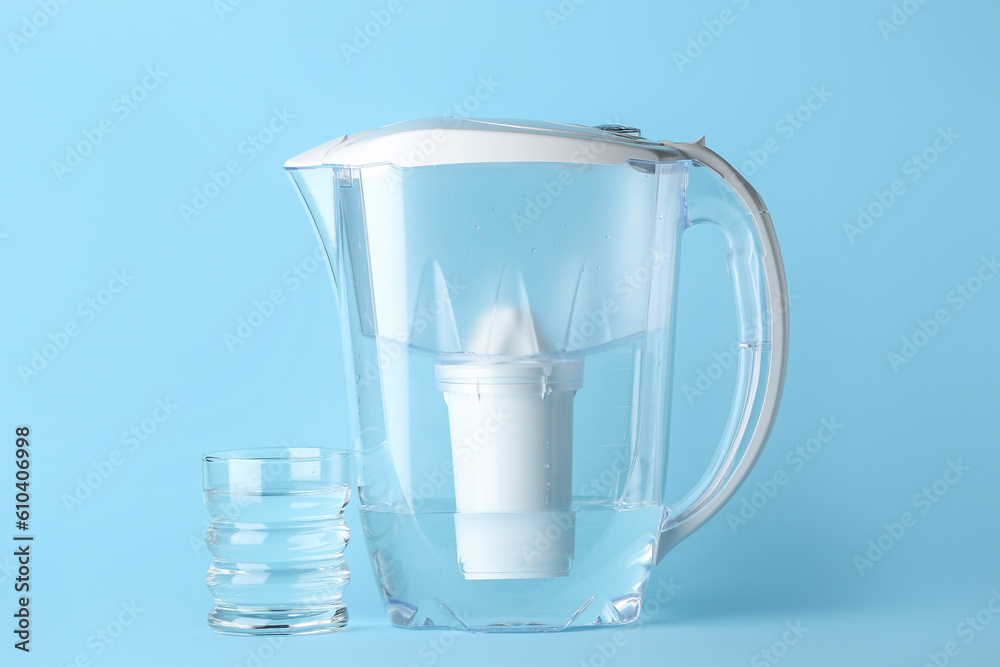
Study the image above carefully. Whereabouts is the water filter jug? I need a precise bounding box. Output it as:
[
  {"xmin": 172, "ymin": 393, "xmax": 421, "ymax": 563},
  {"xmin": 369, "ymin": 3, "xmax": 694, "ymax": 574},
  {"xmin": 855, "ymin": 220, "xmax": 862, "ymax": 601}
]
[{"xmin": 285, "ymin": 118, "xmax": 788, "ymax": 631}]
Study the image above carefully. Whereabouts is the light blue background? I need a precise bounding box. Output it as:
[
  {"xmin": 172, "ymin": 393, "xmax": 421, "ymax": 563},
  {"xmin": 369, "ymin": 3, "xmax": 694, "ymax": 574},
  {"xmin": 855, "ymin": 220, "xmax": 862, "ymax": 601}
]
[{"xmin": 3, "ymin": 0, "xmax": 999, "ymax": 665}]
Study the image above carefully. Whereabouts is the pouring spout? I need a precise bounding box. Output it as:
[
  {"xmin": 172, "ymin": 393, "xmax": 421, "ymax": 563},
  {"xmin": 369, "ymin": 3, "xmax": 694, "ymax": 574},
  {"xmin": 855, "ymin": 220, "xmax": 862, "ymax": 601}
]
[{"xmin": 287, "ymin": 168, "xmax": 340, "ymax": 295}]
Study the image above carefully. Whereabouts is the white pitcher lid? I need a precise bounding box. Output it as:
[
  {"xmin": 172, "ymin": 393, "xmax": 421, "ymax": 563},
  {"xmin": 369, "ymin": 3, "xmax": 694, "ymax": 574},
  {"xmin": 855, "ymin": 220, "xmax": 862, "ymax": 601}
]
[{"xmin": 284, "ymin": 117, "xmax": 681, "ymax": 169}]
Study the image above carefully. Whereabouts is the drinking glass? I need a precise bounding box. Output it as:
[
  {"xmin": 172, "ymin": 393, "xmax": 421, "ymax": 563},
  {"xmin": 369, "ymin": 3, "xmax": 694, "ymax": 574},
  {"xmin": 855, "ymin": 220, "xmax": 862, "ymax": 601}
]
[{"xmin": 202, "ymin": 447, "xmax": 351, "ymax": 635}]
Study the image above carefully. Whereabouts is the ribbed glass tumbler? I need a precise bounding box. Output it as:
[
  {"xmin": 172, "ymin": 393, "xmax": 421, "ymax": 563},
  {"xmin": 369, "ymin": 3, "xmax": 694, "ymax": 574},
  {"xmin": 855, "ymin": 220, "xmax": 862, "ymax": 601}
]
[{"xmin": 202, "ymin": 447, "xmax": 350, "ymax": 635}]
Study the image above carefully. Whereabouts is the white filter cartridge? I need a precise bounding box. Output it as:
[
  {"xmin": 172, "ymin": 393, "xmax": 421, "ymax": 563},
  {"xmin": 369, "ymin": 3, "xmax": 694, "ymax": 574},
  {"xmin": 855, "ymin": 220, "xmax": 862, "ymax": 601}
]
[{"xmin": 436, "ymin": 358, "xmax": 583, "ymax": 579}]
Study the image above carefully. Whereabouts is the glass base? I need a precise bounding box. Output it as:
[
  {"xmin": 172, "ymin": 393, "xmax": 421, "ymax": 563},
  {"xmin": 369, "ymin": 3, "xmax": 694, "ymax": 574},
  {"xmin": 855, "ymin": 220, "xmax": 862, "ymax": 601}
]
[
  {"xmin": 384, "ymin": 591, "xmax": 643, "ymax": 633},
  {"xmin": 365, "ymin": 503, "xmax": 659, "ymax": 633},
  {"xmin": 208, "ymin": 605, "xmax": 347, "ymax": 636}
]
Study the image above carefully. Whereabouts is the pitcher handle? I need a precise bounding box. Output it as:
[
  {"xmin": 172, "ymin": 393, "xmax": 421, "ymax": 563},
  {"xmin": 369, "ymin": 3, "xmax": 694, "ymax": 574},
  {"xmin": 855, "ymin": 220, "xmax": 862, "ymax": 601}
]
[{"xmin": 654, "ymin": 141, "xmax": 789, "ymax": 562}]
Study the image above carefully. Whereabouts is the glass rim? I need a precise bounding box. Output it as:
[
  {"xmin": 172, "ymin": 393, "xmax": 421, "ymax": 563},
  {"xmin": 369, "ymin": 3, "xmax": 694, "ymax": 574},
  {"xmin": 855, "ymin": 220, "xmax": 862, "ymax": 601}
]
[{"xmin": 202, "ymin": 446, "xmax": 350, "ymax": 464}]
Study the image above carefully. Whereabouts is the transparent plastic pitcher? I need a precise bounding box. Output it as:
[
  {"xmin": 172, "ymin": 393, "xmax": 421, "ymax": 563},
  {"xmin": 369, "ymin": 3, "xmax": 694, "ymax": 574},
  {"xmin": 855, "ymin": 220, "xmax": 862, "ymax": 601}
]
[{"xmin": 285, "ymin": 118, "xmax": 788, "ymax": 632}]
